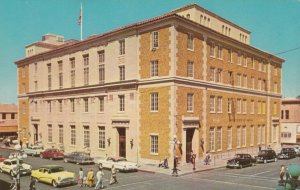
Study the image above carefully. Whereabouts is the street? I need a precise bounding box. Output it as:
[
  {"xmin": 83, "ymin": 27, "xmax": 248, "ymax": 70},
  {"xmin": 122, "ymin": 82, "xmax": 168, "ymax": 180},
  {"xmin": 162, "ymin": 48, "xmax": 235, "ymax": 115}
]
[{"xmin": 0, "ymin": 148, "xmax": 298, "ymax": 190}]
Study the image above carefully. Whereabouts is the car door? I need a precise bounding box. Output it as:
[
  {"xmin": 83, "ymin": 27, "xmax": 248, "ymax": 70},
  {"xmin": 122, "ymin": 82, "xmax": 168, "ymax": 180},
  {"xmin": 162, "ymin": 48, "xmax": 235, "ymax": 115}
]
[
  {"xmin": 245, "ymin": 155, "xmax": 251, "ymax": 165},
  {"xmin": 2, "ymin": 161, "xmax": 11, "ymax": 173}
]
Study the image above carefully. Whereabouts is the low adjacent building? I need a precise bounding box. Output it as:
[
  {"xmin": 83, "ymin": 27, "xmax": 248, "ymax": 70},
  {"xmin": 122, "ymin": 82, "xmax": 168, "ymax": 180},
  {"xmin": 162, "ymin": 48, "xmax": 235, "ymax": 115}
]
[{"xmin": 0, "ymin": 104, "xmax": 18, "ymax": 139}]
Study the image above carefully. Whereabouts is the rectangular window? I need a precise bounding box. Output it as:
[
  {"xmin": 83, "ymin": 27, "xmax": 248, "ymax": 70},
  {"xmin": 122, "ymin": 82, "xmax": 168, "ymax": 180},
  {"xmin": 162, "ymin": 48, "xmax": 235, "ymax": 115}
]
[
  {"xmin": 48, "ymin": 101, "xmax": 51, "ymax": 113},
  {"xmin": 98, "ymin": 50, "xmax": 105, "ymax": 63},
  {"xmin": 216, "ymin": 69, "xmax": 222, "ymax": 83},
  {"xmin": 257, "ymin": 125, "xmax": 261, "ymax": 145},
  {"xmin": 48, "ymin": 124, "xmax": 52, "ymax": 143},
  {"xmin": 227, "ymin": 126, "xmax": 232, "ymax": 149},
  {"xmin": 281, "ymin": 110, "xmax": 284, "ymax": 119},
  {"xmin": 83, "ymin": 55, "xmax": 89, "ymax": 85},
  {"xmin": 187, "ymin": 93, "xmax": 194, "ymax": 112},
  {"xmin": 98, "ymin": 126, "xmax": 105, "ymax": 149},
  {"xmin": 34, "ymin": 63, "xmax": 37, "ymax": 74},
  {"xmin": 119, "ymin": 65, "xmax": 125, "ymax": 81},
  {"xmin": 2, "ymin": 113, "xmax": 6, "ymax": 120},
  {"xmin": 34, "ymin": 81, "xmax": 38, "ymax": 91},
  {"xmin": 210, "ymin": 96, "xmax": 215, "ymax": 113},
  {"xmin": 285, "ymin": 110, "xmax": 289, "ymax": 119},
  {"xmin": 187, "ymin": 33, "xmax": 194, "ymax": 50},
  {"xmin": 217, "ymin": 96, "xmax": 222, "ymax": 113},
  {"xmin": 262, "ymin": 125, "xmax": 265, "ymax": 144},
  {"xmin": 250, "ymin": 125, "xmax": 254, "ymax": 145},
  {"xmin": 58, "ymin": 100, "xmax": 63, "ymax": 112},
  {"xmin": 210, "ymin": 42, "xmax": 215, "ymax": 57},
  {"xmin": 150, "ymin": 60, "xmax": 158, "ymax": 77},
  {"xmin": 237, "ymin": 126, "xmax": 241, "ymax": 148},
  {"xmin": 209, "ymin": 127, "xmax": 215, "ymax": 151},
  {"xmin": 84, "ymin": 98, "xmax": 88, "ymax": 112},
  {"xmin": 242, "ymin": 126, "xmax": 246, "ymax": 147},
  {"xmin": 274, "ymin": 67, "xmax": 278, "ymax": 76},
  {"xmin": 227, "ymin": 98, "xmax": 232, "ymax": 114},
  {"xmin": 250, "ymin": 76, "xmax": 254, "ymax": 89},
  {"xmin": 99, "ymin": 64, "xmax": 105, "ymax": 83},
  {"xmin": 209, "ymin": 67, "xmax": 215, "ymax": 81},
  {"xmin": 242, "ymin": 99, "xmax": 247, "ymax": 114},
  {"xmin": 70, "ymin": 58, "xmax": 75, "ymax": 87},
  {"xmin": 262, "ymin": 101, "xmax": 266, "ymax": 114},
  {"xmin": 250, "ymin": 100, "xmax": 254, "ymax": 114},
  {"xmin": 237, "ymin": 99, "xmax": 241, "ymax": 114},
  {"xmin": 274, "ymin": 82, "xmax": 277, "ymax": 93},
  {"xmin": 243, "ymin": 54, "xmax": 247, "ymax": 67},
  {"xmin": 150, "ymin": 93, "xmax": 158, "ymax": 111},
  {"xmin": 83, "ymin": 125, "xmax": 90, "ymax": 148},
  {"xmin": 258, "ymin": 101, "xmax": 261, "ymax": 114},
  {"xmin": 70, "ymin": 99, "xmax": 75, "ymax": 112},
  {"xmin": 70, "ymin": 125, "xmax": 76, "ymax": 145},
  {"xmin": 187, "ymin": 61, "xmax": 194, "ymax": 77},
  {"xmin": 58, "ymin": 61, "xmax": 63, "ymax": 89},
  {"xmin": 227, "ymin": 49, "xmax": 232, "ymax": 63},
  {"xmin": 217, "ymin": 127, "xmax": 222, "ymax": 150},
  {"xmin": 243, "ymin": 75, "xmax": 247, "ymax": 88},
  {"xmin": 273, "ymin": 125, "xmax": 277, "ymax": 142},
  {"xmin": 152, "ymin": 31, "xmax": 159, "ymax": 49},
  {"xmin": 47, "ymin": 63, "xmax": 51, "ymax": 90},
  {"xmin": 237, "ymin": 52, "xmax": 241, "ymax": 65},
  {"xmin": 258, "ymin": 61, "xmax": 262, "ymax": 71},
  {"xmin": 217, "ymin": 45, "xmax": 222, "ymax": 59},
  {"xmin": 59, "ymin": 125, "xmax": 63, "ymax": 144},
  {"xmin": 227, "ymin": 71, "xmax": 233, "ymax": 85},
  {"xmin": 119, "ymin": 39, "xmax": 125, "ymax": 55},
  {"xmin": 273, "ymin": 102, "xmax": 277, "ymax": 115},
  {"xmin": 262, "ymin": 80, "xmax": 266, "ymax": 91},
  {"xmin": 237, "ymin": 74, "xmax": 241, "ymax": 87},
  {"xmin": 150, "ymin": 135, "xmax": 158, "ymax": 154},
  {"xmin": 11, "ymin": 113, "xmax": 15, "ymax": 119},
  {"xmin": 99, "ymin": 97, "xmax": 104, "ymax": 112},
  {"xmin": 119, "ymin": 95, "xmax": 125, "ymax": 111}
]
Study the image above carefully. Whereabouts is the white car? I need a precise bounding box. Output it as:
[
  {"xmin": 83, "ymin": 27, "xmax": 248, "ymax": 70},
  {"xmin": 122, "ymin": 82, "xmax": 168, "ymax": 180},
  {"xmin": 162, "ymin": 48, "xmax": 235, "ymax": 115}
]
[
  {"xmin": 0, "ymin": 159, "xmax": 31, "ymax": 176},
  {"xmin": 23, "ymin": 146, "xmax": 43, "ymax": 156},
  {"xmin": 95, "ymin": 156, "xmax": 138, "ymax": 172}
]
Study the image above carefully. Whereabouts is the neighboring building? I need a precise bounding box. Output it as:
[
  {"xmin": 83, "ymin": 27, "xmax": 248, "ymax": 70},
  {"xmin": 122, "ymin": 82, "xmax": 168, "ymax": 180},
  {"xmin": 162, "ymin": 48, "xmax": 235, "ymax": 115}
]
[
  {"xmin": 0, "ymin": 104, "xmax": 18, "ymax": 138},
  {"xmin": 280, "ymin": 98, "xmax": 300, "ymax": 145},
  {"xmin": 15, "ymin": 4, "xmax": 284, "ymax": 164}
]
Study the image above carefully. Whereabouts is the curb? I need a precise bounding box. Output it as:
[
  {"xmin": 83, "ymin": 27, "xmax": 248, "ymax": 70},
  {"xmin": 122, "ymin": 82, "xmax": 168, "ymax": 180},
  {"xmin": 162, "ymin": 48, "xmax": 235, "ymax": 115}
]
[{"xmin": 137, "ymin": 169, "xmax": 156, "ymax": 174}]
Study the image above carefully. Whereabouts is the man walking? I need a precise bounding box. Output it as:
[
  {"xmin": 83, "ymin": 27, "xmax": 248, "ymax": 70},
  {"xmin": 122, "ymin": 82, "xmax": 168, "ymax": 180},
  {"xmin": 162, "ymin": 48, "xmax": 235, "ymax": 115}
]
[
  {"xmin": 109, "ymin": 165, "xmax": 118, "ymax": 185},
  {"xmin": 95, "ymin": 167, "xmax": 104, "ymax": 189},
  {"xmin": 280, "ymin": 165, "xmax": 285, "ymax": 181}
]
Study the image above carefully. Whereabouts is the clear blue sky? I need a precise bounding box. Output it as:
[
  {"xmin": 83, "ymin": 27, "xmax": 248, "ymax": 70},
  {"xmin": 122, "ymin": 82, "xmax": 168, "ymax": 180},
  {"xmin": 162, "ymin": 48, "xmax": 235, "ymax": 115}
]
[{"xmin": 0, "ymin": 0, "xmax": 299, "ymax": 104}]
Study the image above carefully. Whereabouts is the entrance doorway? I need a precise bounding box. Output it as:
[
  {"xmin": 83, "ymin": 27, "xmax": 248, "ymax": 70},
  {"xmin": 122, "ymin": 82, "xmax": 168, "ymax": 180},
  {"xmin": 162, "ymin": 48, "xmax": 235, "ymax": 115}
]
[
  {"xmin": 34, "ymin": 124, "xmax": 38, "ymax": 144},
  {"xmin": 186, "ymin": 128, "xmax": 195, "ymax": 163},
  {"xmin": 118, "ymin": 128, "xmax": 126, "ymax": 158}
]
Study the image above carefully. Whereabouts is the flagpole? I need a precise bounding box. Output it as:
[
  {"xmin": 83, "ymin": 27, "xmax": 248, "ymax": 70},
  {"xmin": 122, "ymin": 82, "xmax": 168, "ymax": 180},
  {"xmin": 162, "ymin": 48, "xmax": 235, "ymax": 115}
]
[{"xmin": 80, "ymin": 3, "xmax": 83, "ymax": 41}]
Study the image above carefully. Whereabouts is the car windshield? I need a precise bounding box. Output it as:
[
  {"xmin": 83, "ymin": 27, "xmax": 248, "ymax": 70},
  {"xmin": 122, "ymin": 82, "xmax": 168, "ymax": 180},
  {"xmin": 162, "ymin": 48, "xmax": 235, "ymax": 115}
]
[
  {"xmin": 50, "ymin": 167, "xmax": 64, "ymax": 173},
  {"xmin": 11, "ymin": 160, "xmax": 24, "ymax": 165},
  {"xmin": 258, "ymin": 150, "xmax": 267, "ymax": 155},
  {"xmin": 78, "ymin": 153, "xmax": 89, "ymax": 157},
  {"xmin": 234, "ymin": 155, "xmax": 241, "ymax": 158}
]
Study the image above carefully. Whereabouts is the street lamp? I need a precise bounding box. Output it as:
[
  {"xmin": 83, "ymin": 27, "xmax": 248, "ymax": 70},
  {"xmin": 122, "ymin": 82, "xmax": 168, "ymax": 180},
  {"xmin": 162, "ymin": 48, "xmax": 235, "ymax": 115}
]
[{"xmin": 9, "ymin": 144, "xmax": 27, "ymax": 190}]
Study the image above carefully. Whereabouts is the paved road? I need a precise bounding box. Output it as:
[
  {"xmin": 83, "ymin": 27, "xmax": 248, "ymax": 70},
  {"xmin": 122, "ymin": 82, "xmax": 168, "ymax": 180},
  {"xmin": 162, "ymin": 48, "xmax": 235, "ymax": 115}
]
[{"xmin": 0, "ymin": 148, "xmax": 298, "ymax": 190}]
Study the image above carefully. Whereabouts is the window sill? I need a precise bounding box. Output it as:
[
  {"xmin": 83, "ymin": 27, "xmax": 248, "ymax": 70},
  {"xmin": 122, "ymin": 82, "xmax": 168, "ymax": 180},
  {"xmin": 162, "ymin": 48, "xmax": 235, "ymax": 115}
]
[
  {"xmin": 150, "ymin": 152, "xmax": 158, "ymax": 156},
  {"xmin": 187, "ymin": 48, "xmax": 194, "ymax": 52}
]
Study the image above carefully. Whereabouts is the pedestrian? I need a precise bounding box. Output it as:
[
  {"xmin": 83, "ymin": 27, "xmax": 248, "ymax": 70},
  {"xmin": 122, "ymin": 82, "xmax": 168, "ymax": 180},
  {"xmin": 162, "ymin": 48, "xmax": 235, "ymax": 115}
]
[
  {"xmin": 109, "ymin": 165, "xmax": 118, "ymax": 185},
  {"xmin": 78, "ymin": 168, "xmax": 84, "ymax": 187},
  {"xmin": 26, "ymin": 140, "xmax": 29, "ymax": 148},
  {"xmin": 95, "ymin": 167, "xmax": 104, "ymax": 189},
  {"xmin": 83, "ymin": 175, "xmax": 87, "ymax": 187},
  {"xmin": 172, "ymin": 156, "xmax": 179, "ymax": 176},
  {"xmin": 280, "ymin": 165, "xmax": 285, "ymax": 181},
  {"xmin": 204, "ymin": 152, "xmax": 210, "ymax": 165},
  {"xmin": 86, "ymin": 168, "xmax": 94, "ymax": 187},
  {"xmin": 29, "ymin": 176, "xmax": 37, "ymax": 190},
  {"xmin": 286, "ymin": 167, "xmax": 291, "ymax": 181},
  {"xmin": 20, "ymin": 140, "xmax": 23, "ymax": 149}
]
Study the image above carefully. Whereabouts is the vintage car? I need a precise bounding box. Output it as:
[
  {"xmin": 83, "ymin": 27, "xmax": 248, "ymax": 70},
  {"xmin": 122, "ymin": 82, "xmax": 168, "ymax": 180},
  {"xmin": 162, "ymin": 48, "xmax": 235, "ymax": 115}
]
[
  {"xmin": 256, "ymin": 149, "xmax": 277, "ymax": 163},
  {"xmin": 40, "ymin": 148, "xmax": 64, "ymax": 160},
  {"xmin": 95, "ymin": 156, "xmax": 138, "ymax": 172},
  {"xmin": 63, "ymin": 152, "xmax": 94, "ymax": 165},
  {"xmin": 31, "ymin": 165, "xmax": 76, "ymax": 187},
  {"xmin": 226, "ymin": 154, "xmax": 256, "ymax": 169},
  {"xmin": 278, "ymin": 148, "xmax": 297, "ymax": 159},
  {"xmin": 0, "ymin": 154, "xmax": 7, "ymax": 162},
  {"xmin": 0, "ymin": 159, "xmax": 31, "ymax": 176},
  {"xmin": 23, "ymin": 145, "xmax": 44, "ymax": 156}
]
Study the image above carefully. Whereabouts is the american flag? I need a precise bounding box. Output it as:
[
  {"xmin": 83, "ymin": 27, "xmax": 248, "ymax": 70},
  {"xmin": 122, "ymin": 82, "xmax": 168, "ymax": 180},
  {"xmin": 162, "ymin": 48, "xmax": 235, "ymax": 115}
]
[{"xmin": 78, "ymin": 4, "xmax": 82, "ymax": 26}]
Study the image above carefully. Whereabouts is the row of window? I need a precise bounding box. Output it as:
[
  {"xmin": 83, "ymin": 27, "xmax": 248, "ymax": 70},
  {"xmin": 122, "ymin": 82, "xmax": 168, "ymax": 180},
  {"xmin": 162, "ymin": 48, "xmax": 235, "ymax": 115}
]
[
  {"xmin": 1, "ymin": 113, "xmax": 16, "ymax": 120},
  {"xmin": 281, "ymin": 110, "xmax": 290, "ymax": 120}
]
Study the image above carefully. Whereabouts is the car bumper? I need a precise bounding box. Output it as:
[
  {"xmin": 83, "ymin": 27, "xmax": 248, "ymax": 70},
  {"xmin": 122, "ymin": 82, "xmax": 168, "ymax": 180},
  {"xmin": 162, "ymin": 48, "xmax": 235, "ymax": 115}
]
[
  {"xmin": 57, "ymin": 178, "xmax": 76, "ymax": 186},
  {"xmin": 226, "ymin": 163, "xmax": 239, "ymax": 168},
  {"xmin": 78, "ymin": 160, "xmax": 94, "ymax": 164},
  {"xmin": 120, "ymin": 167, "xmax": 138, "ymax": 172},
  {"xmin": 19, "ymin": 169, "xmax": 31, "ymax": 176}
]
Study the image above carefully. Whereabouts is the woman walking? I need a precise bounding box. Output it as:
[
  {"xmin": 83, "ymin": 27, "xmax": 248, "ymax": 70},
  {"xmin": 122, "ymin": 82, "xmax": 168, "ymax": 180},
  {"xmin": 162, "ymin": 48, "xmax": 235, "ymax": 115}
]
[
  {"xmin": 86, "ymin": 168, "xmax": 94, "ymax": 187},
  {"xmin": 78, "ymin": 168, "xmax": 84, "ymax": 187},
  {"xmin": 109, "ymin": 165, "xmax": 118, "ymax": 185}
]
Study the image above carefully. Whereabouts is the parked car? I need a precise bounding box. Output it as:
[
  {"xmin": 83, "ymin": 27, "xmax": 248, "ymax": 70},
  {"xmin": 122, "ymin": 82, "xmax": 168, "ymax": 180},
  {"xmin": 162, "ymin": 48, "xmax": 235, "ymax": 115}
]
[
  {"xmin": 40, "ymin": 148, "xmax": 64, "ymax": 160},
  {"xmin": 95, "ymin": 156, "xmax": 139, "ymax": 172},
  {"xmin": 226, "ymin": 154, "xmax": 256, "ymax": 169},
  {"xmin": 256, "ymin": 149, "xmax": 277, "ymax": 163},
  {"xmin": 0, "ymin": 159, "xmax": 31, "ymax": 176},
  {"xmin": 294, "ymin": 147, "xmax": 300, "ymax": 157},
  {"xmin": 23, "ymin": 145, "xmax": 43, "ymax": 156},
  {"xmin": 63, "ymin": 152, "xmax": 94, "ymax": 165},
  {"xmin": 278, "ymin": 148, "xmax": 297, "ymax": 159},
  {"xmin": 31, "ymin": 165, "xmax": 76, "ymax": 187},
  {"xmin": 0, "ymin": 155, "xmax": 7, "ymax": 162}
]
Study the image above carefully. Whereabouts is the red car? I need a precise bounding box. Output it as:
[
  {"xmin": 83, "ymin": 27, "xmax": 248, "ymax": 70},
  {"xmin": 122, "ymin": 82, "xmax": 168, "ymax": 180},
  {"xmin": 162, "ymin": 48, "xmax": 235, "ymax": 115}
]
[
  {"xmin": 40, "ymin": 148, "xmax": 64, "ymax": 160},
  {"xmin": 0, "ymin": 154, "xmax": 7, "ymax": 162}
]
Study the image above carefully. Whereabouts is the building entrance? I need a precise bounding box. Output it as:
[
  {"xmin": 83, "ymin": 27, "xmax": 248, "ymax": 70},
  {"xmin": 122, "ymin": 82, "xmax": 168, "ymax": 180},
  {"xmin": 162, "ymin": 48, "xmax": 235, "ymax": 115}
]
[
  {"xmin": 34, "ymin": 124, "xmax": 38, "ymax": 144},
  {"xmin": 118, "ymin": 128, "xmax": 126, "ymax": 158},
  {"xmin": 186, "ymin": 128, "xmax": 195, "ymax": 163}
]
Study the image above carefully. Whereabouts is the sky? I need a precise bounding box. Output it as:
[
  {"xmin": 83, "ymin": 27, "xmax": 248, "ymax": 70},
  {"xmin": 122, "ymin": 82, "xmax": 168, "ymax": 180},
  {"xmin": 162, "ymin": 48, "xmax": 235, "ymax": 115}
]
[{"xmin": 0, "ymin": 0, "xmax": 299, "ymax": 104}]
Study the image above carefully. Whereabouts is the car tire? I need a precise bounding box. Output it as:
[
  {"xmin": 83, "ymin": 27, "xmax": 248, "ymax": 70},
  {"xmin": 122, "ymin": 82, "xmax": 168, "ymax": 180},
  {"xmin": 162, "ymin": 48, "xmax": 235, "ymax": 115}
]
[
  {"xmin": 64, "ymin": 158, "xmax": 68, "ymax": 163},
  {"xmin": 52, "ymin": 180, "xmax": 58, "ymax": 187},
  {"xmin": 264, "ymin": 159, "xmax": 267, "ymax": 164}
]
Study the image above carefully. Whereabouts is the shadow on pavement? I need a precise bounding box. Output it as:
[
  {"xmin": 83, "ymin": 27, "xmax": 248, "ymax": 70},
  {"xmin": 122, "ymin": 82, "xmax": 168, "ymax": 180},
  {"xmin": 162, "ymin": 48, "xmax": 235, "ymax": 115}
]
[{"xmin": 0, "ymin": 179, "xmax": 10, "ymax": 190}]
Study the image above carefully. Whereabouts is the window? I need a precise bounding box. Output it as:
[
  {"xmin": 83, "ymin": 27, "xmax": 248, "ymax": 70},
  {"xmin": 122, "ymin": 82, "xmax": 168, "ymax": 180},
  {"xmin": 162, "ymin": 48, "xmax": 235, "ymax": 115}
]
[
  {"xmin": 209, "ymin": 67, "xmax": 215, "ymax": 81},
  {"xmin": 258, "ymin": 79, "xmax": 261, "ymax": 90},
  {"xmin": 227, "ymin": 98, "xmax": 232, "ymax": 114},
  {"xmin": 210, "ymin": 96, "xmax": 215, "ymax": 113},
  {"xmin": 98, "ymin": 126, "xmax": 105, "ymax": 149},
  {"xmin": 237, "ymin": 74, "xmax": 241, "ymax": 87},
  {"xmin": 216, "ymin": 69, "xmax": 222, "ymax": 83},
  {"xmin": 250, "ymin": 76, "xmax": 254, "ymax": 89},
  {"xmin": 237, "ymin": 126, "xmax": 241, "ymax": 148},
  {"xmin": 250, "ymin": 125, "xmax": 254, "ymax": 145},
  {"xmin": 2, "ymin": 113, "xmax": 6, "ymax": 120},
  {"xmin": 209, "ymin": 127, "xmax": 215, "ymax": 151},
  {"xmin": 242, "ymin": 126, "xmax": 246, "ymax": 147},
  {"xmin": 119, "ymin": 65, "xmax": 125, "ymax": 81},
  {"xmin": 217, "ymin": 45, "xmax": 222, "ymax": 59},
  {"xmin": 227, "ymin": 49, "xmax": 232, "ymax": 63},
  {"xmin": 150, "ymin": 60, "xmax": 158, "ymax": 77},
  {"xmin": 237, "ymin": 99, "xmax": 241, "ymax": 114},
  {"xmin": 187, "ymin": 33, "xmax": 194, "ymax": 50},
  {"xmin": 285, "ymin": 110, "xmax": 289, "ymax": 119},
  {"xmin": 47, "ymin": 63, "xmax": 51, "ymax": 90},
  {"xmin": 258, "ymin": 61, "xmax": 262, "ymax": 71},
  {"xmin": 150, "ymin": 135, "xmax": 158, "ymax": 154},
  {"xmin": 58, "ymin": 61, "xmax": 63, "ymax": 89},
  {"xmin": 59, "ymin": 125, "xmax": 63, "ymax": 144},
  {"xmin": 70, "ymin": 58, "xmax": 75, "ymax": 87},
  {"xmin": 262, "ymin": 125, "xmax": 265, "ymax": 144},
  {"xmin": 274, "ymin": 82, "xmax": 278, "ymax": 93},
  {"xmin": 70, "ymin": 125, "xmax": 76, "ymax": 145},
  {"xmin": 262, "ymin": 101, "xmax": 266, "ymax": 114},
  {"xmin": 250, "ymin": 100, "xmax": 254, "ymax": 114},
  {"xmin": 83, "ymin": 126, "xmax": 90, "ymax": 148},
  {"xmin": 99, "ymin": 97, "xmax": 104, "ymax": 112},
  {"xmin": 34, "ymin": 101, "xmax": 38, "ymax": 113},
  {"xmin": 242, "ymin": 99, "xmax": 247, "ymax": 114},
  {"xmin": 70, "ymin": 99, "xmax": 75, "ymax": 112},
  {"xmin": 217, "ymin": 127, "xmax": 222, "ymax": 150},
  {"xmin": 237, "ymin": 52, "xmax": 241, "ymax": 65},
  {"xmin": 262, "ymin": 80, "xmax": 266, "ymax": 91},
  {"xmin": 98, "ymin": 50, "xmax": 105, "ymax": 63},
  {"xmin": 34, "ymin": 63, "xmax": 38, "ymax": 74},
  {"xmin": 58, "ymin": 100, "xmax": 63, "ymax": 112},
  {"xmin": 227, "ymin": 127, "xmax": 232, "ymax": 149},
  {"xmin": 251, "ymin": 57, "xmax": 255, "ymax": 69},
  {"xmin": 281, "ymin": 110, "xmax": 284, "ymax": 119},
  {"xmin": 48, "ymin": 124, "xmax": 52, "ymax": 143},
  {"xmin": 242, "ymin": 75, "xmax": 247, "ymax": 88},
  {"xmin": 152, "ymin": 31, "xmax": 159, "ymax": 49},
  {"xmin": 119, "ymin": 39, "xmax": 125, "ymax": 55},
  {"xmin": 262, "ymin": 62, "xmax": 266, "ymax": 72},
  {"xmin": 99, "ymin": 64, "xmax": 105, "ymax": 83},
  {"xmin": 273, "ymin": 125, "xmax": 278, "ymax": 142},
  {"xmin": 150, "ymin": 93, "xmax": 158, "ymax": 111},
  {"xmin": 84, "ymin": 98, "xmax": 88, "ymax": 112},
  {"xmin": 274, "ymin": 67, "xmax": 278, "ymax": 76},
  {"xmin": 187, "ymin": 93, "xmax": 194, "ymax": 112},
  {"xmin": 83, "ymin": 55, "xmax": 89, "ymax": 85},
  {"xmin": 258, "ymin": 101, "xmax": 261, "ymax": 114},
  {"xmin": 217, "ymin": 96, "xmax": 222, "ymax": 113},
  {"xmin": 34, "ymin": 81, "xmax": 38, "ymax": 91},
  {"xmin": 48, "ymin": 101, "xmax": 51, "ymax": 113},
  {"xmin": 273, "ymin": 102, "xmax": 277, "ymax": 115},
  {"xmin": 119, "ymin": 95, "xmax": 125, "ymax": 111},
  {"xmin": 11, "ymin": 113, "xmax": 15, "ymax": 119},
  {"xmin": 243, "ymin": 54, "xmax": 247, "ymax": 67},
  {"xmin": 187, "ymin": 61, "xmax": 194, "ymax": 77},
  {"xmin": 210, "ymin": 42, "xmax": 215, "ymax": 57},
  {"xmin": 257, "ymin": 125, "xmax": 261, "ymax": 145},
  {"xmin": 227, "ymin": 71, "xmax": 233, "ymax": 85}
]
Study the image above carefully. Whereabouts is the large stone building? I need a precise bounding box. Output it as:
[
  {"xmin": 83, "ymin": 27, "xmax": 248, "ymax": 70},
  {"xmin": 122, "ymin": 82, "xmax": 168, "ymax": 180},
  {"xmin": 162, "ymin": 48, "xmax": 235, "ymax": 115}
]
[
  {"xmin": 0, "ymin": 104, "xmax": 18, "ymax": 138},
  {"xmin": 280, "ymin": 98, "xmax": 300, "ymax": 145},
  {"xmin": 15, "ymin": 4, "xmax": 284, "ymax": 164}
]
